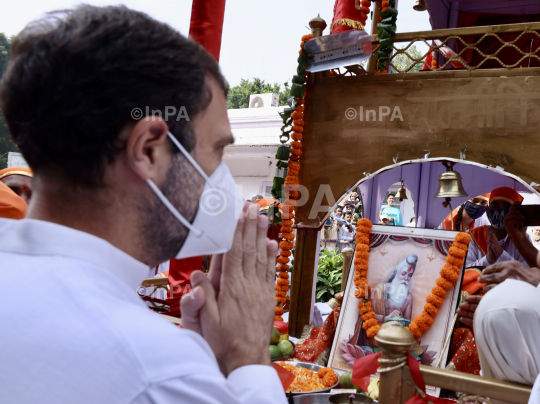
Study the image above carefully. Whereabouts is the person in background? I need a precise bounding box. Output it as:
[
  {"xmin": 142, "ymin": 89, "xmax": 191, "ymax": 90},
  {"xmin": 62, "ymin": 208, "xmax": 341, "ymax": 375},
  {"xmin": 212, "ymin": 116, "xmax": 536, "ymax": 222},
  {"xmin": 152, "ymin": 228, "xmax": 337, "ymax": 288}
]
[
  {"xmin": 466, "ymin": 187, "xmax": 537, "ymax": 268},
  {"xmin": 532, "ymin": 226, "xmax": 540, "ymax": 250},
  {"xmin": 323, "ymin": 216, "xmax": 339, "ymax": 252},
  {"xmin": 380, "ymin": 214, "xmax": 391, "ymax": 226},
  {"xmin": 439, "ymin": 194, "xmax": 490, "ymax": 232},
  {"xmin": 337, "ymin": 212, "xmax": 355, "ymax": 254},
  {"xmin": 0, "ymin": 181, "xmax": 27, "ymax": 219},
  {"xmin": 380, "ymin": 193, "xmax": 402, "ymax": 226},
  {"xmin": 0, "ymin": 167, "xmax": 32, "ymax": 203},
  {"xmin": 333, "ymin": 205, "xmax": 343, "ymax": 219},
  {"xmin": 405, "ymin": 217, "xmax": 416, "ymax": 227}
]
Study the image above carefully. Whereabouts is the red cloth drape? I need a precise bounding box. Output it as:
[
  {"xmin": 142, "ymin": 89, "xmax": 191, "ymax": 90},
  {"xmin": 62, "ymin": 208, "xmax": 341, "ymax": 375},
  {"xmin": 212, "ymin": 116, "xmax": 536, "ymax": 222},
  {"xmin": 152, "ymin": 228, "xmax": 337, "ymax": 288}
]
[
  {"xmin": 189, "ymin": 0, "xmax": 226, "ymax": 61},
  {"xmin": 162, "ymin": 256, "xmax": 202, "ymax": 317}
]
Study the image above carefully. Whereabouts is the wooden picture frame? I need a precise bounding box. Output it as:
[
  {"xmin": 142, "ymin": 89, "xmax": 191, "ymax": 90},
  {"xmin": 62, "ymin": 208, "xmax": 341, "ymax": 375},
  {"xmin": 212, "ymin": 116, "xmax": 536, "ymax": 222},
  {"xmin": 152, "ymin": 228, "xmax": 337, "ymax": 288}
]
[{"xmin": 328, "ymin": 225, "xmax": 464, "ymax": 397}]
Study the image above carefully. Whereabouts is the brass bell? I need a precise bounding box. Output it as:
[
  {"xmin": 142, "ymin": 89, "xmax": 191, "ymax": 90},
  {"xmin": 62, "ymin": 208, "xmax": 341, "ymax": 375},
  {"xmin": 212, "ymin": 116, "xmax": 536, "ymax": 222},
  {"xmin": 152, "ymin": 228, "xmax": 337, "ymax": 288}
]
[
  {"xmin": 434, "ymin": 162, "xmax": 468, "ymax": 200},
  {"xmin": 397, "ymin": 182, "xmax": 408, "ymax": 201},
  {"xmin": 413, "ymin": 0, "xmax": 428, "ymax": 11}
]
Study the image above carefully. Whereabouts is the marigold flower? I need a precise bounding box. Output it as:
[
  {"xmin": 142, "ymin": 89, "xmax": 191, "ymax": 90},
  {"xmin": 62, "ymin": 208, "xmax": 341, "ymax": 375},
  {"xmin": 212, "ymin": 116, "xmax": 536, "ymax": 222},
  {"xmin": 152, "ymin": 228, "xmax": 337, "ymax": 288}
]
[
  {"xmin": 452, "ymin": 241, "xmax": 468, "ymax": 252},
  {"xmin": 291, "ymin": 141, "xmax": 302, "ymax": 150},
  {"xmin": 291, "ymin": 132, "xmax": 303, "ymax": 141},
  {"xmin": 292, "ymin": 126, "xmax": 304, "ymax": 133},
  {"xmin": 442, "ymin": 263, "xmax": 461, "ymax": 275},
  {"xmin": 415, "ymin": 314, "xmax": 431, "ymax": 332},
  {"xmin": 361, "ymin": 0, "xmax": 371, "ymax": 5},
  {"xmin": 289, "ymin": 161, "xmax": 300, "ymax": 170},
  {"xmin": 291, "ymin": 111, "xmax": 303, "ymax": 119},
  {"xmin": 448, "ymin": 246, "xmax": 466, "ymax": 259},
  {"xmin": 282, "ymin": 233, "xmax": 295, "ymax": 241},
  {"xmin": 276, "ymin": 297, "xmax": 286, "ymax": 304},
  {"xmin": 289, "ymin": 155, "xmax": 300, "ymax": 162},
  {"xmin": 362, "ymin": 318, "xmax": 378, "ymax": 330},
  {"xmin": 278, "ymin": 272, "xmax": 289, "ymax": 279},
  {"xmin": 355, "ymin": 251, "xmax": 369, "ymax": 261},
  {"xmin": 275, "ymin": 315, "xmax": 283, "ymax": 321},
  {"xmin": 354, "ymin": 262, "xmax": 368, "ymax": 271},
  {"xmin": 455, "ymin": 232, "xmax": 472, "ymax": 245},
  {"xmin": 285, "ymin": 176, "xmax": 299, "ymax": 184},
  {"xmin": 277, "ymin": 264, "xmax": 289, "ymax": 271},
  {"xmin": 282, "ymin": 212, "xmax": 295, "ymax": 220},
  {"xmin": 357, "ymin": 226, "xmax": 371, "ymax": 235},
  {"xmin": 356, "ymin": 235, "xmax": 370, "ymax": 246},
  {"xmin": 440, "ymin": 267, "xmax": 459, "ymax": 283},
  {"xmin": 290, "ymin": 148, "xmax": 303, "ymax": 156},
  {"xmin": 432, "ymin": 286, "xmax": 447, "ymax": 298},
  {"xmin": 446, "ymin": 255, "xmax": 464, "ymax": 267},
  {"xmin": 280, "ymin": 250, "xmax": 292, "ymax": 257},
  {"xmin": 424, "ymin": 303, "xmax": 439, "ymax": 317},
  {"xmin": 357, "ymin": 218, "xmax": 373, "ymax": 229},
  {"xmin": 408, "ymin": 322, "xmax": 423, "ymax": 338},
  {"xmin": 276, "ymin": 291, "xmax": 287, "ymax": 298},
  {"xmin": 366, "ymin": 325, "xmax": 381, "ymax": 339},
  {"xmin": 280, "ymin": 240, "xmax": 294, "ymax": 250},
  {"xmin": 426, "ymin": 294, "xmax": 444, "ymax": 308},
  {"xmin": 295, "ymin": 105, "xmax": 305, "ymax": 113},
  {"xmin": 362, "ymin": 311, "xmax": 376, "ymax": 321},
  {"xmin": 293, "ymin": 119, "xmax": 304, "ymax": 127},
  {"xmin": 277, "ymin": 256, "xmax": 290, "ymax": 264},
  {"xmin": 276, "ymin": 284, "xmax": 290, "ymax": 293},
  {"xmin": 354, "ymin": 288, "xmax": 367, "ymax": 299},
  {"xmin": 323, "ymin": 372, "xmax": 338, "ymax": 387},
  {"xmin": 436, "ymin": 277, "xmax": 453, "ymax": 290},
  {"xmin": 359, "ymin": 301, "xmax": 372, "ymax": 314},
  {"xmin": 277, "ymin": 278, "xmax": 289, "ymax": 286},
  {"xmin": 357, "ymin": 270, "xmax": 368, "ymax": 278}
]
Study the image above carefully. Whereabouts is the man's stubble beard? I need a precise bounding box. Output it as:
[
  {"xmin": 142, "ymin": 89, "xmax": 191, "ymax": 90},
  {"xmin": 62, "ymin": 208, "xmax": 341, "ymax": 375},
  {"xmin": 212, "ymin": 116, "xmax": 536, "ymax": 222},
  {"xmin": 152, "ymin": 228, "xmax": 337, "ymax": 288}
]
[{"xmin": 138, "ymin": 152, "xmax": 206, "ymax": 266}]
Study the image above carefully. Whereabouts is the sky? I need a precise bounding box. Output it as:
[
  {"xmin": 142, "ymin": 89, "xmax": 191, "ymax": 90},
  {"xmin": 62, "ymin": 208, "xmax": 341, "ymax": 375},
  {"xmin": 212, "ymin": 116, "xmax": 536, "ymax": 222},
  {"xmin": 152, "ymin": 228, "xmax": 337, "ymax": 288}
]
[{"xmin": 0, "ymin": 0, "xmax": 432, "ymax": 87}]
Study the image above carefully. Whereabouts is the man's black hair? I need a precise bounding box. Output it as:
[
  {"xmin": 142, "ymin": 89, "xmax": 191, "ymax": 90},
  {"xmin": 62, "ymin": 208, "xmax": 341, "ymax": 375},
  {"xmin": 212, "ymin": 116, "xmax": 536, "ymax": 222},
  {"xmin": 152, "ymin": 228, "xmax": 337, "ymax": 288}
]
[{"xmin": 0, "ymin": 5, "xmax": 227, "ymax": 186}]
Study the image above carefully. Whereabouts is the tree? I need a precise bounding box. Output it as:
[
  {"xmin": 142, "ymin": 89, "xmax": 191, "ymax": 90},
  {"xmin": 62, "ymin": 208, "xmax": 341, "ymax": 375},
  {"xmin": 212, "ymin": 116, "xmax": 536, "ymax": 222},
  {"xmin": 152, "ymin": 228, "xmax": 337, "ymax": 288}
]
[
  {"xmin": 227, "ymin": 77, "xmax": 291, "ymax": 109},
  {"xmin": 391, "ymin": 44, "xmax": 424, "ymax": 73},
  {"xmin": 0, "ymin": 33, "xmax": 17, "ymax": 169}
]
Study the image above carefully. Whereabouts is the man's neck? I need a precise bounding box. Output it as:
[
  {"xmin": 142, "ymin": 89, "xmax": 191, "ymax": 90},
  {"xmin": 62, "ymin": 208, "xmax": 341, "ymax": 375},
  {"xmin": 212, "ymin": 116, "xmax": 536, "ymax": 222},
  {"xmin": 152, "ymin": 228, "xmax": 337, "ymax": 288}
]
[{"xmin": 491, "ymin": 226, "xmax": 508, "ymax": 241}]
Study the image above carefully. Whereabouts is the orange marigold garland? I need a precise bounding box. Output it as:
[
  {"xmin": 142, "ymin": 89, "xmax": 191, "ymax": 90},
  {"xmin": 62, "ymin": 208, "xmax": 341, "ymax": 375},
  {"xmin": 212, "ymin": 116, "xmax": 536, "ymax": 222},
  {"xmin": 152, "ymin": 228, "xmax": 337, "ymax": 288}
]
[
  {"xmin": 352, "ymin": 220, "xmax": 472, "ymax": 341},
  {"xmin": 405, "ymin": 232, "xmax": 471, "ymax": 338},
  {"xmin": 274, "ymin": 33, "xmax": 314, "ymax": 321}
]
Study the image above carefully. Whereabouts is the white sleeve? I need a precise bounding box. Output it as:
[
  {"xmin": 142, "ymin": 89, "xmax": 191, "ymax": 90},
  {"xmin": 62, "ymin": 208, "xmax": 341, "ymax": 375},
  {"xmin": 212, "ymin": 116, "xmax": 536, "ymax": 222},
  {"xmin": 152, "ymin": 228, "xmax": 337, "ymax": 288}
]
[
  {"xmin": 530, "ymin": 374, "xmax": 540, "ymax": 404},
  {"xmin": 466, "ymin": 241, "xmax": 490, "ymax": 268},
  {"xmin": 133, "ymin": 365, "xmax": 287, "ymax": 404}
]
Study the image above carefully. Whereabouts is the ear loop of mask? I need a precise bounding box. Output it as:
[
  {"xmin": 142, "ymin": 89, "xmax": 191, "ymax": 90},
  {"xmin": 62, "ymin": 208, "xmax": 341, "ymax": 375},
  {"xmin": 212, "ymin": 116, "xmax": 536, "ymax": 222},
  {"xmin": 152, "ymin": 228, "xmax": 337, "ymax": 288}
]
[{"xmin": 144, "ymin": 131, "xmax": 207, "ymax": 238}]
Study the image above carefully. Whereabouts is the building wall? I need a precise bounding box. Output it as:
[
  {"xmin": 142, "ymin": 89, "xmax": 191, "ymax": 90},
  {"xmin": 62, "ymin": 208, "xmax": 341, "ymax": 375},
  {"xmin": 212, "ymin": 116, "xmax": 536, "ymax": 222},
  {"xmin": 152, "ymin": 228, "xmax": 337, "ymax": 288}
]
[{"xmin": 225, "ymin": 106, "xmax": 284, "ymax": 200}]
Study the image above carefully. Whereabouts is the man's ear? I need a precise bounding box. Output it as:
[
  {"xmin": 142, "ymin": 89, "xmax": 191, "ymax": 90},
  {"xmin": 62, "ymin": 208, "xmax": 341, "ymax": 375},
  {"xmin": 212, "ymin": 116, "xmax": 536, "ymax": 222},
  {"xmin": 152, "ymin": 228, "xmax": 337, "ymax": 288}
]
[{"xmin": 125, "ymin": 118, "xmax": 171, "ymax": 182}]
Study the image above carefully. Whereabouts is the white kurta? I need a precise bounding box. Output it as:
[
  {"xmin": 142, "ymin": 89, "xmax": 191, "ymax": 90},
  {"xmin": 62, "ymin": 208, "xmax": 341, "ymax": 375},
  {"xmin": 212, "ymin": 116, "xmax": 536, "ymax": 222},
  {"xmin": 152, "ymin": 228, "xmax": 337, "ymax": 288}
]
[
  {"xmin": 465, "ymin": 231, "xmax": 532, "ymax": 268},
  {"xmin": 474, "ymin": 279, "xmax": 540, "ymax": 403},
  {"xmin": 0, "ymin": 218, "xmax": 286, "ymax": 404}
]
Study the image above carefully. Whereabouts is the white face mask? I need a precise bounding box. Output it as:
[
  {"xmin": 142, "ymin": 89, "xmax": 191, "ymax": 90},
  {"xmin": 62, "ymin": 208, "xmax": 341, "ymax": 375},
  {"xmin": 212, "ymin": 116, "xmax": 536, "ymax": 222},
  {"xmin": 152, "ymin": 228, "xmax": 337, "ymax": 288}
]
[{"xmin": 146, "ymin": 132, "xmax": 244, "ymax": 259}]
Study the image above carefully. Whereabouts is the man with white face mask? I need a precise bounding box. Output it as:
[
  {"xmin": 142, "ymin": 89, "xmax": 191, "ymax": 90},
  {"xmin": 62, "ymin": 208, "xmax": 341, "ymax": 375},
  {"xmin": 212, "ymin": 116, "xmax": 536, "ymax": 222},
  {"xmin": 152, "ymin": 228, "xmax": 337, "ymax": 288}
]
[{"xmin": 0, "ymin": 5, "xmax": 285, "ymax": 404}]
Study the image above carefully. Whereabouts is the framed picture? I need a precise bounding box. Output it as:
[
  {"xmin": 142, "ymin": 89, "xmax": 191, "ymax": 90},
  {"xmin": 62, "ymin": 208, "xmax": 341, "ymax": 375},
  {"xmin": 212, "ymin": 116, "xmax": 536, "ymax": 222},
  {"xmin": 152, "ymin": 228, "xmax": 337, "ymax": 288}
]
[{"xmin": 327, "ymin": 225, "xmax": 464, "ymax": 397}]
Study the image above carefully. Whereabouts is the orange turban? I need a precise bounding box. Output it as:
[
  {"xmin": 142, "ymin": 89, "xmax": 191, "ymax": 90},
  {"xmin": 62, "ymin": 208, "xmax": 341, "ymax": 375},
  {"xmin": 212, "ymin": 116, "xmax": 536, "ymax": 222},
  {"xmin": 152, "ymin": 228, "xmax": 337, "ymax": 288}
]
[
  {"xmin": 489, "ymin": 187, "xmax": 523, "ymax": 205},
  {"xmin": 0, "ymin": 181, "xmax": 27, "ymax": 219},
  {"xmin": 253, "ymin": 198, "xmax": 283, "ymax": 213},
  {"xmin": 0, "ymin": 167, "xmax": 33, "ymax": 180}
]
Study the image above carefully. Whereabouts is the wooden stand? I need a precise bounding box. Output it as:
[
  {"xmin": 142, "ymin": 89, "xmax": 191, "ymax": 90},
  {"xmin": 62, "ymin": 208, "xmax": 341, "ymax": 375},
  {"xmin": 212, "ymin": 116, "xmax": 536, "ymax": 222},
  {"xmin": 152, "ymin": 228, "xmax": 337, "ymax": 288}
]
[{"xmin": 288, "ymin": 228, "xmax": 319, "ymax": 338}]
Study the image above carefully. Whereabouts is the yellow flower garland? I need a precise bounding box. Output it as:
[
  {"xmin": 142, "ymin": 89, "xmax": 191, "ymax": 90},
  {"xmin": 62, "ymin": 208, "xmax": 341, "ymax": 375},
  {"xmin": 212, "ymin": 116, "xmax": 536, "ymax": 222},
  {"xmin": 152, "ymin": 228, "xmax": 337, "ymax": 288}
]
[{"xmin": 353, "ymin": 218, "xmax": 471, "ymax": 339}]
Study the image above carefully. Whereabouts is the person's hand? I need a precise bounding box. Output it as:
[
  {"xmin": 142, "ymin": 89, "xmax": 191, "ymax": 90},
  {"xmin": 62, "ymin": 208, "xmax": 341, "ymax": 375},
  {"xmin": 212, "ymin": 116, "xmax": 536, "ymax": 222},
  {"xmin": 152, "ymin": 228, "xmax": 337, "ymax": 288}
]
[
  {"xmin": 505, "ymin": 201, "xmax": 527, "ymax": 239},
  {"xmin": 479, "ymin": 260, "xmax": 540, "ymax": 292},
  {"xmin": 181, "ymin": 203, "xmax": 278, "ymax": 376},
  {"xmin": 456, "ymin": 295, "xmax": 483, "ymax": 327},
  {"xmin": 486, "ymin": 227, "xmax": 503, "ymax": 264},
  {"xmin": 385, "ymin": 309, "xmax": 402, "ymax": 321}
]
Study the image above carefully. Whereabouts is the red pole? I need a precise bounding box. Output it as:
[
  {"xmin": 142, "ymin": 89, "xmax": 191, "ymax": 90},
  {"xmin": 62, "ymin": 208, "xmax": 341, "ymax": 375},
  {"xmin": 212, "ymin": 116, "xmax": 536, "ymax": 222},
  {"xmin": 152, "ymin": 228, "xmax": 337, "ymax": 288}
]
[{"xmin": 189, "ymin": 0, "xmax": 227, "ymax": 61}]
